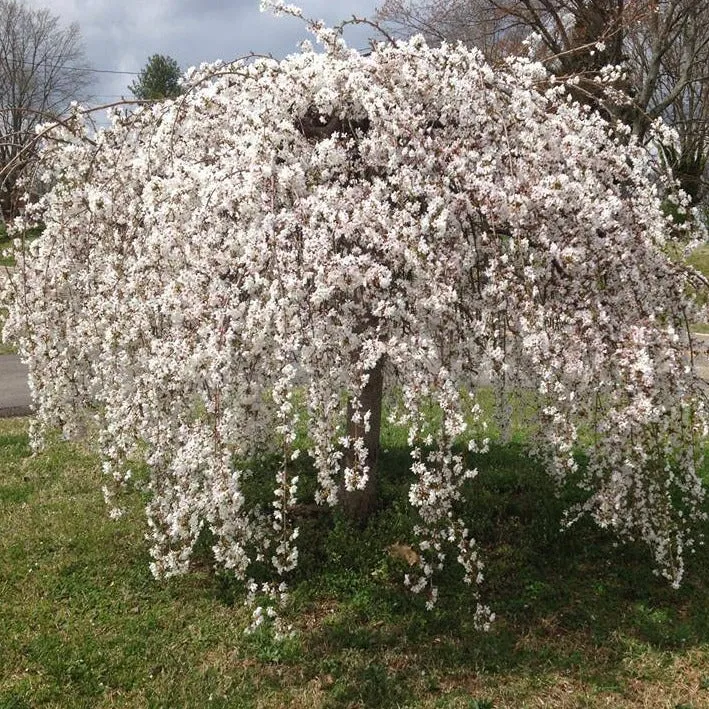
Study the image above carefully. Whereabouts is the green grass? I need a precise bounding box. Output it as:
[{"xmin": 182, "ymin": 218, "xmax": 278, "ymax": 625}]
[
  {"xmin": 685, "ymin": 243, "xmax": 709, "ymax": 335},
  {"xmin": 0, "ymin": 222, "xmax": 43, "ymax": 267},
  {"xmin": 688, "ymin": 244, "xmax": 709, "ymax": 280},
  {"xmin": 691, "ymin": 323, "xmax": 709, "ymax": 335},
  {"xmin": 2, "ymin": 417, "xmax": 709, "ymax": 708},
  {"xmin": 0, "ymin": 223, "xmax": 13, "ymax": 267},
  {"xmin": 0, "ymin": 305, "xmax": 15, "ymax": 354}
]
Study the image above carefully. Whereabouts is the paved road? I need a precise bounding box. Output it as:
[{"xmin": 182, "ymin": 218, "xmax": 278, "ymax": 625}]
[
  {"xmin": 0, "ymin": 354, "xmax": 32, "ymax": 417},
  {"xmin": 0, "ymin": 268, "xmax": 32, "ymax": 416}
]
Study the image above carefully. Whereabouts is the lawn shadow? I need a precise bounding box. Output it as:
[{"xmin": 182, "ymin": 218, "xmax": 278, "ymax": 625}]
[{"xmin": 240, "ymin": 442, "xmax": 709, "ymax": 706}]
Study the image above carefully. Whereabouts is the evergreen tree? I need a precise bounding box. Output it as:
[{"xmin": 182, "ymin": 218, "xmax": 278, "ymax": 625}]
[{"xmin": 129, "ymin": 54, "xmax": 182, "ymax": 100}]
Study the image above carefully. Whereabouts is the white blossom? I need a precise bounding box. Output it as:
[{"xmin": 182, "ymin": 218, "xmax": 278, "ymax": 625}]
[{"xmin": 2, "ymin": 19, "xmax": 707, "ymax": 625}]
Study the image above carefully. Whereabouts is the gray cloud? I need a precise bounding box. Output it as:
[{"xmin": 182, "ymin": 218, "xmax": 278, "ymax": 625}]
[{"xmin": 29, "ymin": 1, "xmax": 382, "ymax": 106}]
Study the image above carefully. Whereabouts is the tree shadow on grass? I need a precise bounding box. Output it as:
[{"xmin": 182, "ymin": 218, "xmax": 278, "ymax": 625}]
[{"xmin": 213, "ymin": 442, "xmax": 709, "ymax": 707}]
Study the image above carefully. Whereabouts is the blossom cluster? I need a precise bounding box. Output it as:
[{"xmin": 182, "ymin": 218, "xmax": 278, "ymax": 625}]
[{"xmin": 2, "ymin": 22, "xmax": 708, "ymax": 624}]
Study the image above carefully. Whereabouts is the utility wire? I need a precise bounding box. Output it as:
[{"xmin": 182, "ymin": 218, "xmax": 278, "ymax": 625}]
[
  {"xmin": 5, "ymin": 59, "xmax": 140, "ymax": 75},
  {"xmin": 65, "ymin": 65, "xmax": 139, "ymax": 75}
]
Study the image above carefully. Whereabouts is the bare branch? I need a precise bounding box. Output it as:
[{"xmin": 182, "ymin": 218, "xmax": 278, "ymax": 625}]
[{"xmin": 0, "ymin": 0, "xmax": 91, "ymax": 220}]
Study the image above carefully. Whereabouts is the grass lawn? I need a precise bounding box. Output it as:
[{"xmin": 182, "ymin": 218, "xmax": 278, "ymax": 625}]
[
  {"xmin": 0, "ymin": 306, "xmax": 15, "ymax": 354},
  {"xmin": 0, "ymin": 223, "xmax": 43, "ymax": 267},
  {"xmin": 688, "ymin": 244, "xmax": 709, "ymax": 279},
  {"xmin": 2, "ymin": 417, "xmax": 709, "ymax": 708},
  {"xmin": 685, "ymin": 243, "xmax": 709, "ymax": 335},
  {"xmin": 0, "ymin": 226, "xmax": 13, "ymax": 267}
]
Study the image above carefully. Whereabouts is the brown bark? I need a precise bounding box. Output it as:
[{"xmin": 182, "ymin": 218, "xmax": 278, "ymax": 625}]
[
  {"xmin": 295, "ymin": 106, "xmax": 384, "ymax": 523},
  {"xmin": 340, "ymin": 359, "xmax": 385, "ymax": 523}
]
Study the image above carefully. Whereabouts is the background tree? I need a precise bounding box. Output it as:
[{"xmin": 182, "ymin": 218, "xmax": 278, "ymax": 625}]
[
  {"xmin": 0, "ymin": 0, "xmax": 90, "ymax": 221},
  {"xmin": 373, "ymin": 0, "xmax": 527, "ymax": 59},
  {"xmin": 376, "ymin": 0, "xmax": 709, "ymax": 204},
  {"xmin": 129, "ymin": 54, "xmax": 182, "ymax": 101}
]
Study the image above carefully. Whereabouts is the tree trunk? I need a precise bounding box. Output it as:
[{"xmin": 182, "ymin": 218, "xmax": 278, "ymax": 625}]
[{"xmin": 341, "ymin": 358, "xmax": 384, "ymax": 523}]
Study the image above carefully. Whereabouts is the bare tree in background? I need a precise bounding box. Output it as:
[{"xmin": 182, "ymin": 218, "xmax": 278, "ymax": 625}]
[
  {"xmin": 629, "ymin": 1, "xmax": 709, "ymax": 204},
  {"xmin": 376, "ymin": 0, "xmax": 709, "ymax": 205},
  {"xmin": 0, "ymin": 0, "xmax": 91, "ymax": 221},
  {"xmin": 373, "ymin": 0, "xmax": 527, "ymax": 59}
]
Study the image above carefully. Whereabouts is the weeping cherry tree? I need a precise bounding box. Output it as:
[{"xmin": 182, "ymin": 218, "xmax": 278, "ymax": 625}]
[{"xmin": 2, "ymin": 1, "xmax": 709, "ymax": 629}]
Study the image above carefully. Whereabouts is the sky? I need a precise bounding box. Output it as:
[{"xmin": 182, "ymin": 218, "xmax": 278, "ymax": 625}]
[{"xmin": 31, "ymin": 0, "xmax": 383, "ymax": 107}]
